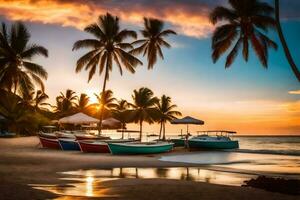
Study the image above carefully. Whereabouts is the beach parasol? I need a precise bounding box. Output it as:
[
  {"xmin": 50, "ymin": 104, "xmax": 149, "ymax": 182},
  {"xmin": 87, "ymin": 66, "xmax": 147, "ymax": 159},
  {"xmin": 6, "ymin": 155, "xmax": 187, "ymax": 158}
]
[
  {"xmin": 59, "ymin": 112, "xmax": 99, "ymax": 125},
  {"xmin": 102, "ymin": 117, "xmax": 121, "ymax": 129},
  {"xmin": 171, "ymin": 116, "xmax": 204, "ymax": 134}
]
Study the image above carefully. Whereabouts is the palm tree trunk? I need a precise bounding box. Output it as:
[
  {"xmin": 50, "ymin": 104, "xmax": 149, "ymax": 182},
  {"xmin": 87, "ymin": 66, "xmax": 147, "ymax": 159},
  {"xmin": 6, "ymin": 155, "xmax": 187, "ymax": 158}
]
[
  {"xmin": 159, "ymin": 121, "xmax": 163, "ymax": 140},
  {"xmin": 139, "ymin": 120, "xmax": 143, "ymax": 141},
  {"xmin": 98, "ymin": 63, "xmax": 109, "ymax": 135},
  {"xmin": 275, "ymin": 0, "xmax": 300, "ymax": 82},
  {"xmin": 162, "ymin": 122, "xmax": 166, "ymax": 141}
]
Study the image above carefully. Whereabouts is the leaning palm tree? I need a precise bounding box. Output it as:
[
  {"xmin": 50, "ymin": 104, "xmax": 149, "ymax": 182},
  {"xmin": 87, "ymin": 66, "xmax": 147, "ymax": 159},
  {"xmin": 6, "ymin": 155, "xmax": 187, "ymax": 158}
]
[
  {"xmin": 130, "ymin": 87, "xmax": 159, "ymax": 140},
  {"xmin": 210, "ymin": 0, "xmax": 278, "ymax": 68},
  {"xmin": 75, "ymin": 93, "xmax": 90, "ymax": 112},
  {"xmin": 0, "ymin": 22, "xmax": 48, "ymax": 94},
  {"xmin": 72, "ymin": 13, "xmax": 142, "ymax": 133},
  {"xmin": 131, "ymin": 18, "xmax": 176, "ymax": 69},
  {"xmin": 155, "ymin": 95, "xmax": 181, "ymax": 140},
  {"xmin": 112, "ymin": 99, "xmax": 131, "ymax": 139},
  {"xmin": 274, "ymin": 0, "xmax": 300, "ymax": 81}
]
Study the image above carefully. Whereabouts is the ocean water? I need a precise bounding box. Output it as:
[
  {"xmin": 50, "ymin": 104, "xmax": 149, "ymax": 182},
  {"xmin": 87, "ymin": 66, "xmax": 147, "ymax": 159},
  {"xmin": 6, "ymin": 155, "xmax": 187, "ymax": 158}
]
[{"xmin": 101, "ymin": 131, "xmax": 300, "ymax": 156}]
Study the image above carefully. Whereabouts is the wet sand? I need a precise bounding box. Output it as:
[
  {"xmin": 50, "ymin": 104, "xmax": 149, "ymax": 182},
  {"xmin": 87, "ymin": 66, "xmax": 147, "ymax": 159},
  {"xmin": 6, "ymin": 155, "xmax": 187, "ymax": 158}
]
[{"xmin": 0, "ymin": 136, "xmax": 298, "ymax": 200}]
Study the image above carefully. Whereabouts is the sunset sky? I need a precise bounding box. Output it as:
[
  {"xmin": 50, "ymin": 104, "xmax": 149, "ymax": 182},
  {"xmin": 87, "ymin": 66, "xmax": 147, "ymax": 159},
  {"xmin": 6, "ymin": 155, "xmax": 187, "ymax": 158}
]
[{"xmin": 0, "ymin": 0, "xmax": 299, "ymax": 135}]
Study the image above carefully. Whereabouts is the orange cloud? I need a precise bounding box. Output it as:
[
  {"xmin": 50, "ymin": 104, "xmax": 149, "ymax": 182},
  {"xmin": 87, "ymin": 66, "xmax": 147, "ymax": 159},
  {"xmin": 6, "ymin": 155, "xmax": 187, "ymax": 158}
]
[
  {"xmin": 288, "ymin": 90, "xmax": 300, "ymax": 95},
  {"xmin": 0, "ymin": 0, "xmax": 214, "ymax": 38}
]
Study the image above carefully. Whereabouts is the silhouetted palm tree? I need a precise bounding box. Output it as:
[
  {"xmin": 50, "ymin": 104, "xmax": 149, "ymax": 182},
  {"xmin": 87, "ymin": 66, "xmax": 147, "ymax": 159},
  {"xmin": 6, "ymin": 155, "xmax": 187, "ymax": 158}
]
[
  {"xmin": 93, "ymin": 90, "xmax": 117, "ymax": 128},
  {"xmin": 130, "ymin": 87, "xmax": 158, "ymax": 140},
  {"xmin": 155, "ymin": 95, "xmax": 181, "ymax": 140},
  {"xmin": 0, "ymin": 22, "xmax": 48, "ymax": 94},
  {"xmin": 112, "ymin": 99, "xmax": 131, "ymax": 139},
  {"xmin": 274, "ymin": 0, "xmax": 300, "ymax": 81},
  {"xmin": 55, "ymin": 89, "xmax": 77, "ymax": 114},
  {"xmin": 210, "ymin": 0, "xmax": 277, "ymax": 68},
  {"xmin": 32, "ymin": 90, "xmax": 49, "ymax": 110},
  {"xmin": 131, "ymin": 18, "xmax": 176, "ymax": 69},
  {"xmin": 73, "ymin": 13, "xmax": 142, "ymax": 132},
  {"xmin": 76, "ymin": 93, "xmax": 89, "ymax": 112}
]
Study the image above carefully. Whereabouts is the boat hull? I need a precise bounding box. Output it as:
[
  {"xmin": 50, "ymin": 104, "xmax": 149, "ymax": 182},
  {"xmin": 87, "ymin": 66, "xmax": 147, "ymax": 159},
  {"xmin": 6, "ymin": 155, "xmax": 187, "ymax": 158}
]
[
  {"xmin": 170, "ymin": 139, "xmax": 185, "ymax": 147},
  {"xmin": 188, "ymin": 140, "xmax": 239, "ymax": 149},
  {"xmin": 78, "ymin": 141, "xmax": 110, "ymax": 153},
  {"xmin": 58, "ymin": 139, "xmax": 81, "ymax": 151},
  {"xmin": 108, "ymin": 143, "xmax": 174, "ymax": 155},
  {"xmin": 39, "ymin": 137, "xmax": 60, "ymax": 149}
]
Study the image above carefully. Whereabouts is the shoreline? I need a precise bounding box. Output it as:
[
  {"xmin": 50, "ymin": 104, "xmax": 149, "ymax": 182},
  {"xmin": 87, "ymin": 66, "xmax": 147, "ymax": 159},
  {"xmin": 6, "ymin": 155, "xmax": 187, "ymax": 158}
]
[{"xmin": 1, "ymin": 137, "xmax": 299, "ymax": 200}]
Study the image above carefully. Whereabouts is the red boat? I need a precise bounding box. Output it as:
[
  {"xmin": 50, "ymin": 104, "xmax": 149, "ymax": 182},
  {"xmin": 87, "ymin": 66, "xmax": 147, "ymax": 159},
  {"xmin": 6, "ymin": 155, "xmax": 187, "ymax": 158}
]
[
  {"xmin": 78, "ymin": 140, "xmax": 110, "ymax": 153},
  {"xmin": 39, "ymin": 136, "xmax": 61, "ymax": 149},
  {"xmin": 78, "ymin": 139, "xmax": 137, "ymax": 153}
]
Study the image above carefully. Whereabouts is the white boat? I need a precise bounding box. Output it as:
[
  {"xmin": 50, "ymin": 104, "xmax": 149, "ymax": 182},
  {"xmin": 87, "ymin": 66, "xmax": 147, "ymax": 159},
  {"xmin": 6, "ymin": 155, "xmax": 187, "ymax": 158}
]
[{"xmin": 188, "ymin": 130, "xmax": 239, "ymax": 149}]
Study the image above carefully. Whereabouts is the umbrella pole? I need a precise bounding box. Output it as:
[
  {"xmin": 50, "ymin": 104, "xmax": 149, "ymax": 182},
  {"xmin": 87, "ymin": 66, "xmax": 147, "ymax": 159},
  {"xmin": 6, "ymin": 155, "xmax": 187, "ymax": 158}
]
[{"xmin": 187, "ymin": 124, "xmax": 189, "ymax": 134}]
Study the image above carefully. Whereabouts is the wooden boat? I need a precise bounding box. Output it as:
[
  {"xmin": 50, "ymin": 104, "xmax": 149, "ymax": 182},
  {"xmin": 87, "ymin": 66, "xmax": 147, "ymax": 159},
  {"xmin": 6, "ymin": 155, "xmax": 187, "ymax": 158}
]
[
  {"xmin": 58, "ymin": 138, "xmax": 81, "ymax": 151},
  {"xmin": 75, "ymin": 133, "xmax": 111, "ymax": 141},
  {"xmin": 38, "ymin": 132, "xmax": 57, "ymax": 139},
  {"xmin": 108, "ymin": 142, "xmax": 174, "ymax": 155},
  {"xmin": 188, "ymin": 130, "xmax": 239, "ymax": 149},
  {"xmin": 78, "ymin": 139, "xmax": 137, "ymax": 153},
  {"xmin": 39, "ymin": 136, "xmax": 61, "ymax": 149}
]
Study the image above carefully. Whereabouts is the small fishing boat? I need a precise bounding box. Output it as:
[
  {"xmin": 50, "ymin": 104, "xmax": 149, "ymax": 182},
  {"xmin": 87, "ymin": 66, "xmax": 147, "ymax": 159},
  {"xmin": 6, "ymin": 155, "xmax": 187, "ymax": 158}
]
[
  {"xmin": 58, "ymin": 138, "xmax": 81, "ymax": 151},
  {"xmin": 38, "ymin": 132, "xmax": 57, "ymax": 139},
  {"xmin": 188, "ymin": 130, "xmax": 239, "ymax": 149},
  {"xmin": 75, "ymin": 133, "xmax": 111, "ymax": 141},
  {"xmin": 78, "ymin": 139, "xmax": 137, "ymax": 153},
  {"xmin": 39, "ymin": 136, "xmax": 61, "ymax": 149},
  {"xmin": 108, "ymin": 142, "xmax": 174, "ymax": 155}
]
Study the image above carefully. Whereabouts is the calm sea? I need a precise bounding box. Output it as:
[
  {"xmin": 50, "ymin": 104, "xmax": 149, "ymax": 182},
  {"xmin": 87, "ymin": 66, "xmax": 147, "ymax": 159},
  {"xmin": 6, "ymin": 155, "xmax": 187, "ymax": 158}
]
[{"xmin": 100, "ymin": 130, "xmax": 300, "ymax": 156}]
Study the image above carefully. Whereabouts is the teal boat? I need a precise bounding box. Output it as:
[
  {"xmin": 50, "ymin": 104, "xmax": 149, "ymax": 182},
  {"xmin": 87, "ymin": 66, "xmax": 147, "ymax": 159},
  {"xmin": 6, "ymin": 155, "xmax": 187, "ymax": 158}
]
[
  {"xmin": 108, "ymin": 142, "xmax": 174, "ymax": 155},
  {"xmin": 170, "ymin": 138, "xmax": 185, "ymax": 147},
  {"xmin": 188, "ymin": 130, "xmax": 239, "ymax": 149}
]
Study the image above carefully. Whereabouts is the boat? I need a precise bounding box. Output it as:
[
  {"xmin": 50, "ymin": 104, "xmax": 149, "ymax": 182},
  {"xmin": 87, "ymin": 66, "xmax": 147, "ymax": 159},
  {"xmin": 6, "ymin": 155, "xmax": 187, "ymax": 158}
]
[
  {"xmin": 170, "ymin": 138, "xmax": 186, "ymax": 147},
  {"xmin": 188, "ymin": 130, "xmax": 239, "ymax": 149},
  {"xmin": 39, "ymin": 136, "xmax": 61, "ymax": 149},
  {"xmin": 38, "ymin": 132, "xmax": 57, "ymax": 139},
  {"xmin": 78, "ymin": 139, "xmax": 138, "ymax": 153},
  {"xmin": 58, "ymin": 138, "xmax": 81, "ymax": 151},
  {"xmin": 108, "ymin": 142, "xmax": 174, "ymax": 155},
  {"xmin": 75, "ymin": 133, "xmax": 111, "ymax": 141}
]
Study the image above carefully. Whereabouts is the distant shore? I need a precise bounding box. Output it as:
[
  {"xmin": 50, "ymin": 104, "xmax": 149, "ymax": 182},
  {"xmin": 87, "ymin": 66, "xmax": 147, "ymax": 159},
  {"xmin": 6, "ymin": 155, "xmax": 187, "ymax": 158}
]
[{"xmin": 0, "ymin": 137, "xmax": 298, "ymax": 200}]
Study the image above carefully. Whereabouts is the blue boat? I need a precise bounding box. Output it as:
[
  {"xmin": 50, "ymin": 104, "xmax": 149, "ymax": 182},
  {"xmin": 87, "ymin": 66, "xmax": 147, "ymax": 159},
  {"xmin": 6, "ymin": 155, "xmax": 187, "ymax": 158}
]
[
  {"xmin": 188, "ymin": 130, "xmax": 239, "ymax": 149},
  {"xmin": 58, "ymin": 138, "xmax": 81, "ymax": 151}
]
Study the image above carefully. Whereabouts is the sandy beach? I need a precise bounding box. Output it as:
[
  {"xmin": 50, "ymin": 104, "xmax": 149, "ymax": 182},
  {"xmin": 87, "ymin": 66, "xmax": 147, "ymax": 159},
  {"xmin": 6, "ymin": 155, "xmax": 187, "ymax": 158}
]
[{"xmin": 0, "ymin": 136, "xmax": 298, "ymax": 200}]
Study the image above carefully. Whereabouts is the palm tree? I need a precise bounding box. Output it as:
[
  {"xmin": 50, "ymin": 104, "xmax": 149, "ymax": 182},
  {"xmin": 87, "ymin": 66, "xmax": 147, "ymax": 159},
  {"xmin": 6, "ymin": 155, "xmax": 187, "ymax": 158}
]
[
  {"xmin": 76, "ymin": 93, "xmax": 90, "ymax": 112},
  {"xmin": 155, "ymin": 95, "xmax": 181, "ymax": 140},
  {"xmin": 73, "ymin": 13, "xmax": 142, "ymax": 133},
  {"xmin": 32, "ymin": 90, "xmax": 49, "ymax": 110},
  {"xmin": 131, "ymin": 18, "xmax": 176, "ymax": 69},
  {"xmin": 93, "ymin": 90, "xmax": 117, "ymax": 120},
  {"xmin": 210, "ymin": 0, "xmax": 278, "ymax": 68},
  {"xmin": 55, "ymin": 89, "xmax": 77, "ymax": 114},
  {"xmin": 0, "ymin": 22, "xmax": 48, "ymax": 94},
  {"xmin": 274, "ymin": 0, "xmax": 300, "ymax": 81},
  {"xmin": 130, "ymin": 87, "xmax": 159, "ymax": 140},
  {"xmin": 112, "ymin": 99, "xmax": 131, "ymax": 139}
]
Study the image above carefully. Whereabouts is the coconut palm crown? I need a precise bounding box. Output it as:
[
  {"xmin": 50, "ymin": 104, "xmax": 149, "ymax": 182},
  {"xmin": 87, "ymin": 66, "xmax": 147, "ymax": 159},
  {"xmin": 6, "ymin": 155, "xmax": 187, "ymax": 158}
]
[
  {"xmin": 210, "ymin": 0, "xmax": 277, "ymax": 68},
  {"xmin": 0, "ymin": 22, "xmax": 48, "ymax": 94},
  {"xmin": 131, "ymin": 18, "xmax": 176, "ymax": 69}
]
